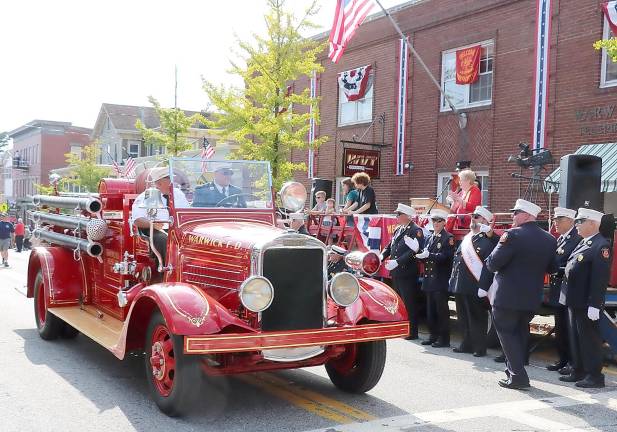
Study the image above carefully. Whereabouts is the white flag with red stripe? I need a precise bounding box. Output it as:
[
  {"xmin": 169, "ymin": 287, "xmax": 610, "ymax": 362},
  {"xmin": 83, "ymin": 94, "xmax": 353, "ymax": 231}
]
[
  {"xmin": 328, "ymin": 0, "xmax": 375, "ymax": 63},
  {"xmin": 124, "ymin": 157, "xmax": 137, "ymax": 179}
]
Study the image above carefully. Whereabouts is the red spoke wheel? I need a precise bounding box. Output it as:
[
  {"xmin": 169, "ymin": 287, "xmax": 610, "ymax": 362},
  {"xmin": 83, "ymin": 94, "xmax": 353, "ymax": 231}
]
[
  {"xmin": 33, "ymin": 271, "xmax": 64, "ymax": 340},
  {"xmin": 145, "ymin": 311, "xmax": 202, "ymax": 416},
  {"xmin": 325, "ymin": 340, "xmax": 387, "ymax": 393}
]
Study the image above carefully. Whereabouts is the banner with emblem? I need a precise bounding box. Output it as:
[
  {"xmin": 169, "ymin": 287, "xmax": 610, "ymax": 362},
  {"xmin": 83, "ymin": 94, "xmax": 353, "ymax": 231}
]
[
  {"xmin": 338, "ymin": 65, "xmax": 373, "ymax": 102},
  {"xmin": 455, "ymin": 45, "xmax": 481, "ymax": 84}
]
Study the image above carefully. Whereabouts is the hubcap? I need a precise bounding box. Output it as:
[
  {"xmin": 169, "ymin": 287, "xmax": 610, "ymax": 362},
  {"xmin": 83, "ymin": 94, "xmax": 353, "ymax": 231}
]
[{"xmin": 149, "ymin": 325, "xmax": 175, "ymax": 397}]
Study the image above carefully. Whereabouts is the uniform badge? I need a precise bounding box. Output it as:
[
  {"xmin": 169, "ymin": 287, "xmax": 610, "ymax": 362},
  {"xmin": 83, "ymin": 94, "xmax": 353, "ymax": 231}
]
[
  {"xmin": 499, "ymin": 232, "xmax": 508, "ymax": 243},
  {"xmin": 557, "ymin": 248, "xmax": 564, "ymax": 255},
  {"xmin": 577, "ymin": 254, "xmax": 584, "ymax": 262},
  {"xmin": 449, "ymin": 237, "xmax": 455, "ymax": 246},
  {"xmin": 602, "ymin": 247, "xmax": 610, "ymax": 259},
  {"xmin": 566, "ymin": 235, "xmax": 571, "ymax": 239},
  {"xmin": 437, "ymin": 243, "xmax": 442, "ymax": 249},
  {"xmin": 587, "ymin": 240, "xmax": 593, "ymax": 246}
]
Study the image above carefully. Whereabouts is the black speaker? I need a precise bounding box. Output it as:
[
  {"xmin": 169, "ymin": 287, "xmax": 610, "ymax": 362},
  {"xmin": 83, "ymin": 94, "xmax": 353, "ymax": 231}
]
[
  {"xmin": 558, "ymin": 154, "xmax": 602, "ymax": 210},
  {"xmin": 310, "ymin": 178, "xmax": 333, "ymax": 208}
]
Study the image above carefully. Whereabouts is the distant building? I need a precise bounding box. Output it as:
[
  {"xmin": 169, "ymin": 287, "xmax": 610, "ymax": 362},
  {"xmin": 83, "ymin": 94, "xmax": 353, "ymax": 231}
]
[
  {"xmin": 0, "ymin": 150, "xmax": 13, "ymax": 203},
  {"xmin": 8, "ymin": 120, "xmax": 92, "ymax": 199}
]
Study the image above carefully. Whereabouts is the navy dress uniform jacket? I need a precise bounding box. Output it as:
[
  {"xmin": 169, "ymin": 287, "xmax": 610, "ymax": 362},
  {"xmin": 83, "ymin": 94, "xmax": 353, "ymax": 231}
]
[
  {"xmin": 381, "ymin": 222, "xmax": 425, "ymax": 279},
  {"xmin": 450, "ymin": 232, "xmax": 497, "ymax": 296},
  {"xmin": 561, "ymin": 233, "xmax": 611, "ymax": 309},
  {"xmin": 421, "ymin": 230, "xmax": 455, "ymax": 292},
  {"xmin": 193, "ymin": 182, "xmax": 245, "ymax": 207},
  {"xmin": 486, "ymin": 221, "xmax": 557, "ymax": 311},
  {"xmin": 547, "ymin": 228, "xmax": 582, "ymax": 306}
]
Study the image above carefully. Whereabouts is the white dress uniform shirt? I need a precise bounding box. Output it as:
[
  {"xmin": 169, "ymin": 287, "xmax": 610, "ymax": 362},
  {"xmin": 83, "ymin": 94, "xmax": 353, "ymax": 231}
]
[{"xmin": 130, "ymin": 187, "xmax": 190, "ymax": 230}]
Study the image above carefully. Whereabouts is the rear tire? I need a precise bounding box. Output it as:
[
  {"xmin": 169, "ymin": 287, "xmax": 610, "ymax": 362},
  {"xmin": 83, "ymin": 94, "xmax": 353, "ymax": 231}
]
[
  {"xmin": 325, "ymin": 340, "xmax": 387, "ymax": 393},
  {"xmin": 33, "ymin": 271, "xmax": 64, "ymax": 340},
  {"xmin": 144, "ymin": 311, "xmax": 202, "ymax": 416}
]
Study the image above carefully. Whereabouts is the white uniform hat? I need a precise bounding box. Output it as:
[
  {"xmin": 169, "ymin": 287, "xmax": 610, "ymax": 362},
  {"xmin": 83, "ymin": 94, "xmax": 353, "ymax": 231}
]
[
  {"xmin": 472, "ymin": 205, "xmax": 494, "ymax": 223},
  {"xmin": 575, "ymin": 208, "xmax": 604, "ymax": 223},
  {"xmin": 553, "ymin": 207, "xmax": 577, "ymax": 219},
  {"xmin": 329, "ymin": 245, "xmax": 347, "ymax": 256},
  {"xmin": 429, "ymin": 209, "xmax": 449, "ymax": 220},
  {"xmin": 510, "ymin": 199, "xmax": 541, "ymax": 217},
  {"xmin": 150, "ymin": 167, "xmax": 170, "ymax": 182},
  {"xmin": 394, "ymin": 203, "xmax": 416, "ymax": 217}
]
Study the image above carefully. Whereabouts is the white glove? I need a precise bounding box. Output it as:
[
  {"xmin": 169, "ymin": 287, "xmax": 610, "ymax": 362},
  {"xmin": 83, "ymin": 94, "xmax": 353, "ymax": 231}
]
[
  {"xmin": 478, "ymin": 224, "xmax": 491, "ymax": 233},
  {"xmin": 587, "ymin": 306, "xmax": 600, "ymax": 321},
  {"xmin": 477, "ymin": 289, "xmax": 488, "ymax": 298},
  {"xmin": 384, "ymin": 260, "xmax": 399, "ymax": 271},
  {"xmin": 404, "ymin": 235, "xmax": 420, "ymax": 252},
  {"xmin": 558, "ymin": 291, "xmax": 566, "ymax": 306},
  {"xmin": 416, "ymin": 249, "xmax": 429, "ymax": 259}
]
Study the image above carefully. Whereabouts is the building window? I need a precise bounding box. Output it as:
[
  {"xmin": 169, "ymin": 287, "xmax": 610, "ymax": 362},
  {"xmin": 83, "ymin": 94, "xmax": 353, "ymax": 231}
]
[
  {"xmin": 441, "ymin": 41, "xmax": 494, "ymax": 111},
  {"xmin": 338, "ymin": 75, "xmax": 373, "ymax": 126},
  {"xmin": 70, "ymin": 144, "xmax": 82, "ymax": 158},
  {"xmin": 601, "ymin": 18, "xmax": 617, "ymax": 88},
  {"xmin": 128, "ymin": 140, "xmax": 140, "ymax": 158},
  {"xmin": 437, "ymin": 171, "xmax": 489, "ymax": 206}
]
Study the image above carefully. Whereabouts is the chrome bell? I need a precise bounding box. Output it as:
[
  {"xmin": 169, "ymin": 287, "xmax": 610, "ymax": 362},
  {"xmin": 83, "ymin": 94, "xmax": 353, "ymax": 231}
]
[{"xmin": 140, "ymin": 187, "xmax": 167, "ymax": 210}]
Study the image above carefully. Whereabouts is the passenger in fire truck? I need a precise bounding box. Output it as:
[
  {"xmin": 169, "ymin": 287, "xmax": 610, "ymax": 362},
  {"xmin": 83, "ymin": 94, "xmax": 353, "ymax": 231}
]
[
  {"xmin": 558, "ymin": 208, "xmax": 611, "ymax": 389},
  {"xmin": 192, "ymin": 164, "xmax": 246, "ymax": 208},
  {"xmin": 131, "ymin": 167, "xmax": 190, "ymax": 270},
  {"xmin": 546, "ymin": 207, "xmax": 581, "ymax": 375},
  {"xmin": 327, "ymin": 245, "xmax": 349, "ymax": 280}
]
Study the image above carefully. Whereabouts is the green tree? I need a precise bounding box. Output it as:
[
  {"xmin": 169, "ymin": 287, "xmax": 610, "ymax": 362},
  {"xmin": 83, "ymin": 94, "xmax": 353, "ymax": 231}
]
[
  {"xmin": 594, "ymin": 38, "xmax": 617, "ymax": 61},
  {"xmin": 136, "ymin": 96, "xmax": 206, "ymax": 161},
  {"xmin": 64, "ymin": 143, "xmax": 112, "ymax": 192},
  {"xmin": 203, "ymin": 0, "xmax": 328, "ymax": 189}
]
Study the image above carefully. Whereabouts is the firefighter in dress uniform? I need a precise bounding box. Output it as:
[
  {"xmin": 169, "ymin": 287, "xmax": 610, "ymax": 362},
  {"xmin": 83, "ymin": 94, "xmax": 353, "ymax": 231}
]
[
  {"xmin": 558, "ymin": 208, "xmax": 611, "ymax": 388},
  {"xmin": 415, "ymin": 209, "xmax": 455, "ymax": 347},
  {"xmin": 450, "ymin": 205, "xmax": 497, "ymax": 357},
  {"xmin": 485, "ymin": 199, "xmax": 557, "ymax": 389},
  {"xmin": 546, "ymin": 207, "xmax": 581, "ymax": 374},
  {"xmin": 327, "ymin": 245, "xmax": 349, "ymax": 280},
  {"xmin": 381, "ymin": 203, "xmax": 425, "ymax": 340}
]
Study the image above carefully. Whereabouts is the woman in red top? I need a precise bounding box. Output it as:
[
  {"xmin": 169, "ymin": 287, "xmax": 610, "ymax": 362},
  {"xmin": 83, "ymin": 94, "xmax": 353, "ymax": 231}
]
[
  {"xmin": 14, "ymin": 218, "xmax": 25, "ymax": 253},
  {"xmin": 448, "ymin": 169, "xmax": 481, "ymax": 229}
]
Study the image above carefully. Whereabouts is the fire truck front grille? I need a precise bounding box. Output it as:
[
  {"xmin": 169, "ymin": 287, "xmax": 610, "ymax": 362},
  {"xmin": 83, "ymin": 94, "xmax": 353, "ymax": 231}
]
[{"xmin": 261, "ymin": 248, "xmax": 324, "ymax": 332}]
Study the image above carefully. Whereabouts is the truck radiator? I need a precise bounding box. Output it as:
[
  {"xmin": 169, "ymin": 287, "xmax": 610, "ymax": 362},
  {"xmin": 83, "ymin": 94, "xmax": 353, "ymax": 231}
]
[{"xmin": 261, "ymin": 248, "xmax": 324, "ymax": 331}]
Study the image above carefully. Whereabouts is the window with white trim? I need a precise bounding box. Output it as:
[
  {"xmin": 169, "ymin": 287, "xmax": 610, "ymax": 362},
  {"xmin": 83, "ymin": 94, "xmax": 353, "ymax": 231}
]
[
  {"xmin": 437, "ymin": 171, "xmax": 489, "ymax": 206},
  {"xmin": 441, "ymin": 41, "xmax": 494, "ymax": 111},
  {"xmin": 601, "ymin": 18, "xmax": 617, "ymax": 88},
  {"xmin": 338, "ymin": 75, "xmax": 373, "ymax": 126},
  {"xmin": 128, "ymin": 140, "xmax": 141, "ymax": 158}
]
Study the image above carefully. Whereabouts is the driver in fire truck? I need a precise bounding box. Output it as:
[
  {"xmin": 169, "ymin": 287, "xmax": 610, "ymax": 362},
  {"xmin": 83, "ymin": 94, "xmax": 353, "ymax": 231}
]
[
  {"xmin": 131, "ymin": 167, "xmax": 190, "ymax": 268},
  {"xmin": 192, "ymin": 163, "xmax": 246, "ymax": 208}
]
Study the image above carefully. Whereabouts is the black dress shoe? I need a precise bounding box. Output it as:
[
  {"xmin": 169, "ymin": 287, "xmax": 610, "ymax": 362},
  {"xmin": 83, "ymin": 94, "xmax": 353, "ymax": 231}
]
[
  {"xmin": 575, "ymin": 377, "xmax": 605, "ymax": 389},
  {"xmin": 546, "ymin": 361, "xmax": 568, "ymax": 371},
  {"xmin": 405, "ymin": 335, "xmax": 419, "ymax": 341},
  {"xmin": 498, "ymin": 378, "xmax": 530, "ymax": 390},
  {"xmin": 473, "ymin": 351, "xmax": 487, "ymax": 357},
  {"xmin": 559, "ymin": 373, "xmax": 584, "ymax": 383},
  {"xmin": 453, "ymin": 347, "xmax": 472, "ymax": 354},
  {"xmin": 494, "ymin": 354, "xmax": 506, "ymax": 363},
  {"xmin": 431, "ymin": 341, "xmax": 450, "ymax": 348},
  {"xmin": 558, "ymin": 365, "xmax": 572, "ymax": 376},
  {"xmin": 421, "ymin": 339, "xmax": 437, "ymax": 345}
]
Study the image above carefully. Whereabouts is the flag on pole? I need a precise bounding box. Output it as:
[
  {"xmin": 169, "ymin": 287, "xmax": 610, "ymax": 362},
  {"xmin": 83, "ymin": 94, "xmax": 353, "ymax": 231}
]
[
  {"xmin": 124, "ymin": 157, "xmax": 137, "ymax": 179},
  {"xmin": 329, "ymin": 0, "xmax": 375, "ymax": 63},
  {"xmin": 201, "ymin": 137, "xmax": 215, "ymax": 172},
  {"xmin": 603, "ymin": 2, "xmax": 617, "ymax": 34}
]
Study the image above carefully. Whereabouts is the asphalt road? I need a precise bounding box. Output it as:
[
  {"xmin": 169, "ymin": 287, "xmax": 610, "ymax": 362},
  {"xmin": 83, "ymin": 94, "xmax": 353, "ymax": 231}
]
[{"xmin": 1, "ymin": 249, "xmax": 617, "ymax": 431}]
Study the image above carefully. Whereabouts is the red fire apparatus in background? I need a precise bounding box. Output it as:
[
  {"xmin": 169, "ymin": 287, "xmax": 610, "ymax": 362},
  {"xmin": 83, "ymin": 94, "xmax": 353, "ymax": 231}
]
[{"xmin": 27, "ymin": 159, "xmax": 409, "ymax": 416}]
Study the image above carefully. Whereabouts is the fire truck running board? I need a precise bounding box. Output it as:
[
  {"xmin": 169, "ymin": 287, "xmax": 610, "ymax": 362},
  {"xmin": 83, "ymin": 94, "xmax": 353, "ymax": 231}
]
[{"xmin": 49, "ymin": 306, "xmax": 123, "ymax": 352}]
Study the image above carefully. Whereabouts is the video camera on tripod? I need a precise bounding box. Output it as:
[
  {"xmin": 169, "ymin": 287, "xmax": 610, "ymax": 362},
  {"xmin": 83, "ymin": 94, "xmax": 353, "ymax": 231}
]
[{"xmin": 507, "ymin": 142, "xmax": 553, "ymax": 168}]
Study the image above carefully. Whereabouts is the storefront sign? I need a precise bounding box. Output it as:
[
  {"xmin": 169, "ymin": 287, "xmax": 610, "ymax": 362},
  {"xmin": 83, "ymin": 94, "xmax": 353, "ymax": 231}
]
[
  {"xmin": 343, "ymin": 148, "xmax": 380, "ymax": 179},
  {"xmin": 575, "ymin": 104, "xmax": 617, "ymax": 136}
]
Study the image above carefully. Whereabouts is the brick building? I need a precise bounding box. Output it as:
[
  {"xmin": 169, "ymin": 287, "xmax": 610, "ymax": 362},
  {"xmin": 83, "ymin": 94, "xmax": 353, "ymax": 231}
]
[
  {"xmin": 291, "ymin": 0, "xmax": 617, "ymax": 214},
  {"xmin": 8, "ymin": 120, "xmax": 92, "ymax": 198}
]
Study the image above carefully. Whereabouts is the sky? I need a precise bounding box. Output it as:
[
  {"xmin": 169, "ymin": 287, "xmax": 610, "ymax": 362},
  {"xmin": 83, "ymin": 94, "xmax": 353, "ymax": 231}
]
[{"xmin": 0, "ymin": 0, "xmax": 404, "ymax": 134}]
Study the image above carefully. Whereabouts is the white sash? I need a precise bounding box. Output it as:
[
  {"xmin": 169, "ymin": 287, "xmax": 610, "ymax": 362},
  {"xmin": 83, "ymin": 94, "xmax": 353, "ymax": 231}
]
[{"xmin": 461, "ymin": 232, "xmax": 498, "ymax": 305}]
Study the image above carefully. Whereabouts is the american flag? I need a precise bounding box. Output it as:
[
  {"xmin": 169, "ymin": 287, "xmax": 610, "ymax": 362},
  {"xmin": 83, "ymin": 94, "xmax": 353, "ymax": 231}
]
[
  {"xmin": 124, "ymin": 157, "xmax": 137, "ymax": 179},
  {"xmin": 329, "ymin": 0, "xmax": 375, "ymax": 63},
  {"xmin": 201, "ymin": 137, "xmax": 215, "ymax": 172},
  {"xmin": 111, "ymin": 159, "xmax": 122, "ymax": 178}
]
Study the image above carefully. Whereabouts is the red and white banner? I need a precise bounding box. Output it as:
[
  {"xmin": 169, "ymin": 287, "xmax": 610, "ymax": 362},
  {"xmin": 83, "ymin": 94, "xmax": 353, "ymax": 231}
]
[
  {"xmin": 308, "ymin": 71, "xmax": 317, "ymax": 178},
  {"xmin": 395, "ymin": 38, "xmax": 409, "ymax": 176},
  {"xmin": 455, "ymin": 45, "xmax": 481, "ymax": 84},
  {"xmin": 338, "ymin": 65, "xmax": 373, "ymax": 101},
  {"xmin": 531, "ymin": 0, "xmax": 553, "ymax": 150},
  {"xmin": 603, "ymin": 2, "xmax": 617, "ymax": 34}
]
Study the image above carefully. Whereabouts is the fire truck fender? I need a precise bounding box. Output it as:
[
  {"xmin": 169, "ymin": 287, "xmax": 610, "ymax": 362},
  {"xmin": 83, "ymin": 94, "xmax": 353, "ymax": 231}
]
[
  {"xmin": 339, "ymin": 277, "xmax": 408, "ymax": 324},
  {"xmin": 27, "ymin": 246, "xmax": 84, "ymax": 305},
  {"xmin": 127, "ymin": 282, "xmax": 254, "ymax": 337}
]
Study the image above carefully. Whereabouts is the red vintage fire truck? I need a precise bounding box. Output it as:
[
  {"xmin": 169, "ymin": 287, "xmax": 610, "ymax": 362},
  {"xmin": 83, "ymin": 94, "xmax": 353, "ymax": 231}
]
[{"xmin": 27, "ymin": 159, "xmax": 408, "ymax": 416}]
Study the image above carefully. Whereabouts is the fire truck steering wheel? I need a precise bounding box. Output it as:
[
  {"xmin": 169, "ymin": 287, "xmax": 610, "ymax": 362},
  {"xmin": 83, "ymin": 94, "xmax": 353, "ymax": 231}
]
[{"xmin": 215, "ymin": 193, "xmax": 258, "ymax": 208}]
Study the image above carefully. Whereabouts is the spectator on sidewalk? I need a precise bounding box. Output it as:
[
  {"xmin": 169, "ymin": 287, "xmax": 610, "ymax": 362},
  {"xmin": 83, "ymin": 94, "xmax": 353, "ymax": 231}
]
[
  {"xmin": 14, "ymin": 218, "xmax": 25, "ymax": 253},
  {"xmin": 0, "ymin": 214, "xmax": 15, "ymax": 267}
]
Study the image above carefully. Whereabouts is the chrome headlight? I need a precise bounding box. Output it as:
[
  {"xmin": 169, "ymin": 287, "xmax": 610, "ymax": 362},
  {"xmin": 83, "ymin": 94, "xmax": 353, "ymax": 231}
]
[
  {"xmin": 240, "ymin": 276, "xmax": 274, "ymax": 312},
  {"xmin": 329, "ymin": 272, "xmax": 360, "ymax": 307}
]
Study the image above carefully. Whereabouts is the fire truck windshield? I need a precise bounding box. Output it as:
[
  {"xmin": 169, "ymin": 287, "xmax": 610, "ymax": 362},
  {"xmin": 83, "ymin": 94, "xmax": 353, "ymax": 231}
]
[{"xmin": 168, "ymin": 159, "xmax": 273, "ymax": 209}]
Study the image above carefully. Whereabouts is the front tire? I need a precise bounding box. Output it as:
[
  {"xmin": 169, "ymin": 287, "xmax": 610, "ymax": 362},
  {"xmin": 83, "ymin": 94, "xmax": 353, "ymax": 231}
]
[
  {"xmin": 33, "ymin": 271, "xmax": 64, "ymax": 340},
  {"xmin": 325, "ymin": 340, "xmax": 387, "ymax": 393},
  {"xmin": 144, "ymin": 311, "xmax": 202, "ymax": 416}
]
